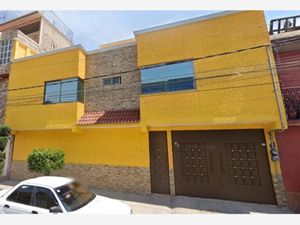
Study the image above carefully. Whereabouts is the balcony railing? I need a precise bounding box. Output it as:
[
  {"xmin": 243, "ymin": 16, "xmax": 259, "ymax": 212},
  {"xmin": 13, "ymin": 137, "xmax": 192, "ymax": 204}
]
[
  {"xmin": 282, "ymin": 87, "xmax": 300, "ymax": 120},
  {"xmin": 269, "ymin": 15, "xmax": 300, "ymax": 35},
  {"xmin": 0, "ymin": 10, "xmax": 73, "ymax": 42}
]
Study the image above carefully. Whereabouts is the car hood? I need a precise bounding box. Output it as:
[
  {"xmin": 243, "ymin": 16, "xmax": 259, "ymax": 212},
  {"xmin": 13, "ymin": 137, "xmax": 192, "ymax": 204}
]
[{"xmin": 70, "ymin": 195, "xmax": 132, "ymax": 214}]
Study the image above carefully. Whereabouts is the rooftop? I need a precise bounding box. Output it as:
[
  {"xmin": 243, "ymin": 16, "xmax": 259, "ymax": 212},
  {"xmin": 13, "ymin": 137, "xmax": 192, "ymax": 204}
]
[
  {"xmin": 77, "ymin": 109, "xmax": 140, "ymax": 125},
  {"xmin": 134, "ymin": 10, "xmax": 240, "ymax": 35},
  {"xmin": 20, "ymin": 176, "xmax": 74, "ymax": 189},
  {"xmin": 0, "ymin": 10, "xmax": 73, "ymax": 42}
]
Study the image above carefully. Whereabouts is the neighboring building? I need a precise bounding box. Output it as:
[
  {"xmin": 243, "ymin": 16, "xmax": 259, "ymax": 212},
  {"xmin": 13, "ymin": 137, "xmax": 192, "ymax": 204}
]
[
  {"xmin": 0, "ymin": 11, "xmax": 73, "ymax": 123},
  {"xmin": 270, "ymin": 15, "xmax": 300, "ymax": 212},
  {"xmin": 4, "ymin": 11, "xmax": 288, "ymax": 206}
]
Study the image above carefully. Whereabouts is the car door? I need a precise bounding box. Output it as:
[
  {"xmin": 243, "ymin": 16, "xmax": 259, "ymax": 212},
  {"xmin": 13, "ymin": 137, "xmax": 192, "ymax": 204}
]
[
  {"xmin": 30, "ymin": 186, "xmax": 62, "ymax": 214},
  {"xmin": 2, "ymin": 185, "xmax": 34, "ymax": 214}
]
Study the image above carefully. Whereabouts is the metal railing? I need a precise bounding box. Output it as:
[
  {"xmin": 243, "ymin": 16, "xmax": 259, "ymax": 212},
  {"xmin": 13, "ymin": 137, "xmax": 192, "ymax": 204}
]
[
  {"xmin": 282, "ymin": 87, "xmax": 300, "ymax": 120},
  {"xmin": 0, "ymin": 10, "xmax": 73, "ymax": 42},
  {"xmin": 269, "ymin": 15, "xmax": 300, "ymax": 35}
]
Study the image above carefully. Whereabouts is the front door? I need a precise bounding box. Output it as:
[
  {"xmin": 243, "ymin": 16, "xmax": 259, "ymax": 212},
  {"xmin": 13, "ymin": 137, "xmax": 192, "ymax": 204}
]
[{"xmin": 149, "ymin": 131, "xmax": 170, "ymax": 194}]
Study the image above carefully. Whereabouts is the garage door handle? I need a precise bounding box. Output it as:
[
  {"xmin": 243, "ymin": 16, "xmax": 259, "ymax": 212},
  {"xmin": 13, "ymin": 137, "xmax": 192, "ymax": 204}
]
[
  {"xmin": 31, "ymin": 210, "xmax": 38, "ymax": 214},
  {"xmin": 4, "ymin": 204, "xmax": 9, "ymax": 208},
  {"xmin": 209, "ymin": 154, "xmax": 213, "ymax": 172},
  {"xmin": 220, "ymin": 154, "xmax": 224, "ymax": 172}
]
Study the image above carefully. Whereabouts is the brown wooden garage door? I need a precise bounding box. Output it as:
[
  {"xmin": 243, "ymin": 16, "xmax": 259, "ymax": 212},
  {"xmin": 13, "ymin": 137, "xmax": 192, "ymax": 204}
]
[
  {"xmin": 172, "ymin": 129, "xmax": 276, "ymax": 204},
  {"xmin": 149, "ymin": 131, "xmax": 170, "ymax": 194}
]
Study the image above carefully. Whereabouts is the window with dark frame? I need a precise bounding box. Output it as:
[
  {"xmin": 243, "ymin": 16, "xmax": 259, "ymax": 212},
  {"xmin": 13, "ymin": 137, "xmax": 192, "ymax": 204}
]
[
  {"xmin": 0, "ymin": 39, "xmax": 12, "ymax": 65},
  {"xmin": 103, "ymin": 76, "xmax": 121, "ymax": 86},
  {"xmin": 141, "ymin": 61, "xmax": 195, "ymax": 94},
  {"xmin": 44, "ymin": 77, "xmax": 84, "ymax": 104}
]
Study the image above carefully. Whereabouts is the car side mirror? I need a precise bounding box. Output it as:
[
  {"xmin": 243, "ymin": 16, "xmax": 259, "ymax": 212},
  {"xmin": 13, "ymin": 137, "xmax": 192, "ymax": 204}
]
[{"xmin": 49, "ymin": 206, "xmax": 63, "ymax": 213}]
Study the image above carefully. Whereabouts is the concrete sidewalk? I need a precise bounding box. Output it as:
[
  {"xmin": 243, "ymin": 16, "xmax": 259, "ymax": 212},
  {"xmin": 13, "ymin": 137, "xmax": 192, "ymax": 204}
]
[{"xmin": 0, "ymin": 179, "xmax": 293, "ymax": 214}]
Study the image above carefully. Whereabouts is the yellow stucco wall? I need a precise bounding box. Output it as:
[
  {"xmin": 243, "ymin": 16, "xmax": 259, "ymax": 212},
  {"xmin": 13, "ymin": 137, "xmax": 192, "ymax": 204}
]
[
  {"xmin": 12, "ymin": 128, "xmax": 149, "ymax": 167},
  {"xmin": 137, "ymin": 11, "xmax": 287, "ymax": 131},
  {"xmin": 136, "ymin": 11, "xmax": 286, "ymax": 176},
  {"xmin": 136, "ymin": 11, "xmax": 270, "ymax": 67},
  {"xmin": 12, "ymin": 40, "xmax": 37, "ymax": 60},
  {"xmin": 140, "ymin": 47, "xmax": 286, "ymax": 130},
  {"xmin": 5, "ymin": 47, "xmax": 86, "ymax": 131}
]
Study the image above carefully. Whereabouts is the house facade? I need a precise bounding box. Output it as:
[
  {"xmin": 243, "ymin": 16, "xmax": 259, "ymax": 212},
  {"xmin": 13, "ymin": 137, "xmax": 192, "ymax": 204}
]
[
  {"xmin": 269, "ymin": 15, "xmax": 300, "ymax": 212},
  {"xmin": 0, "ymin": 11, "xmax": 73, "ymax": 124},
  {"xmin": 4, "ymin": 11, "xmax": 288, "ymax": 205}
]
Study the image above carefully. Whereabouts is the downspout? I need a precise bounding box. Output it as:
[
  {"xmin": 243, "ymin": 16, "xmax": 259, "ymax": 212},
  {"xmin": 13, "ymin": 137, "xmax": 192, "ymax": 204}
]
[
  {"xmin": 266, "ymin": 45, "xmax": 286, "ymax": 164},
  {"xmin": 266, "ymin": 45, "xmax": 286, "ymax": 131}
]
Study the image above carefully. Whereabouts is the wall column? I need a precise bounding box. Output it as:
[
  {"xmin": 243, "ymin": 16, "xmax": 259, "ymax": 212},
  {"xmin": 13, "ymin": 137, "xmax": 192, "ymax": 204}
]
[
  {"xmin": 265, "ymin": 129, "xmax": 287, "ymax": 206},
  {"xmin": 166, "ymin": 129, "xmax": 176, "ymax": 195}
]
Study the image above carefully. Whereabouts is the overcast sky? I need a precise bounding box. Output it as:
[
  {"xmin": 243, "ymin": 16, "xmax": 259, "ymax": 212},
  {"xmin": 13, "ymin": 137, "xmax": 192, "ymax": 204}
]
[{"xmin": 54, "ymin": 10, "xmax": 300, "ymax": 51}]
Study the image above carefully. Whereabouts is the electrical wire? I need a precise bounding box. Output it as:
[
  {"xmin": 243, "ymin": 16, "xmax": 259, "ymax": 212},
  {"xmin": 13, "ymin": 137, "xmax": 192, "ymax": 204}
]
[
  {"xmin": 1, "ymin": 42, "xmax": 300, "ymax": 106},
  {"xmin": 4, "ymin": 57, "xmax": 300, "ymax": 103}
]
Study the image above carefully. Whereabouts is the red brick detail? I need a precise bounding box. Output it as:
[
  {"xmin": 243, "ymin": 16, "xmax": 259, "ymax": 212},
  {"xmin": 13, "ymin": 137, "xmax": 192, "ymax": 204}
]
[{"xmin": 77, "ymin": 109, "xmax": 140, "ymax": 125}]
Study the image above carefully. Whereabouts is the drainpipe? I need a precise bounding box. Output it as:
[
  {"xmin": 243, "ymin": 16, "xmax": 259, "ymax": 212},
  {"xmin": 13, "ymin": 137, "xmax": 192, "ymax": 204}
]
[
  {"xmin": 266, "ymin": 45, "xmax": 287, "ymax": 163},
  {"xmin": 266, "ymin": 45, "xmax": 286, "ymax": 131}
]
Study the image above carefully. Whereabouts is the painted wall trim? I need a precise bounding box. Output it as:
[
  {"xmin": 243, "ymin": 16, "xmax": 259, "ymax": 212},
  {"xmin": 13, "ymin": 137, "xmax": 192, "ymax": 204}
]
[
  {"xmin": 145, "ymin": 121, "xmax": 278, "ymax": 129},
  {"xmin": 12, "ymin": 128, "xmax": 73, "ymax": 132},
  {"xmin": 11, "ymin": 44, "xmax": 87, "ymax": 63},
  {"xmin": 134, "ymin": 10, "xmax": 241, "ymax": 35},
  {"xmin": 77, "ymin": 124, "xmax": 141, "ymax": 129},
  {"xmin": 87, "ymin": 42, "xmax": 136, "ymax": 55}
]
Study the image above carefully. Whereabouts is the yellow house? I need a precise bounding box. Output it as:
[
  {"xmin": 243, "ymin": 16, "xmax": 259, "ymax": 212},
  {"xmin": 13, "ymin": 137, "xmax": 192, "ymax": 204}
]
[{"xmin": 4, "ymin": 11, "xmax": 287, "ymax": 205}]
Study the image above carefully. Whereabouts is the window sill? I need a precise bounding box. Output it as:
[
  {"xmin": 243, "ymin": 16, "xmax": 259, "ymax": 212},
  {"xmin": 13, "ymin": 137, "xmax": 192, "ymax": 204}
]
[
  {"xmin": 141, "ymin": 88, "xmax": 197, "ymax": 97},
  {"xmin": 43, "ymin": 101, "xmax": 84, "ymax": 106}
]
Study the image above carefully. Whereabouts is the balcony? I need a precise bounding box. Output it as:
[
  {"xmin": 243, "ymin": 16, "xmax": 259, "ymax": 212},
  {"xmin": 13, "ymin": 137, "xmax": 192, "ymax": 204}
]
[
  {"xmin": 0, "ymin": 10, "xmax": 73, "ymax": 42},
  {"xmin": 269, "ymin": 15, "xmax": 300, "ymax": 35},
  {"xmin": 282, "ymin": 87, "xmax": 300, "ymax": 120},
  {"xmin": 0, "ymin": 30, "xmax": 41, "ymax": 76}
]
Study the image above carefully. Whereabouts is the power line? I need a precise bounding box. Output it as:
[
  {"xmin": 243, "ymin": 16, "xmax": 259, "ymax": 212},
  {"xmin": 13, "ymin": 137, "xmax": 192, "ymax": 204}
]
[
  {"xmin": 0, "ymin": 44, "xmax": 276, "ymax": 94},
  {"xmin": 5, "ymin": 76, "xmax": 283, "ymax": 108},
  {"xmin": 2, "ymin": 43, "xmax": 300, "ymax": 104},
  {"xmin": 4, "ymin": 58, "xmax": 300, "ymax": 104},
  {"xmin": 2, "ymin": 35, "xmax": 300, "ymax": 96}
]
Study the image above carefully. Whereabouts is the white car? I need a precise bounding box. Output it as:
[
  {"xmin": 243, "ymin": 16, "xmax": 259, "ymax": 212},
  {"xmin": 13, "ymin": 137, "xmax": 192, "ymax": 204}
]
[{"xmin": 0, "ymin": 176, "xmax": 132, "ymax": 214}]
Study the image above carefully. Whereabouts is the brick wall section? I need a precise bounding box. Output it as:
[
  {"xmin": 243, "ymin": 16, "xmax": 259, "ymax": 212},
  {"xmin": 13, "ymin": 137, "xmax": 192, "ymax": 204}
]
[
  {"xmin": 10, "ymin": 160, "xmax": 151, "ymax": 194},
  {"xmin": 0, "ymin": 78, "xmax": 8, "ymax": 124},
  {"xmin": 85, "ymin": 44, "xmax": 141, "ymax": 112},
  {"xmin": 272, "ymin": 174, "xmax": 288, "ymax": 206},
  {"xmin": 39, "ymin": 18, "xmax": 72, "ymax": 51}
]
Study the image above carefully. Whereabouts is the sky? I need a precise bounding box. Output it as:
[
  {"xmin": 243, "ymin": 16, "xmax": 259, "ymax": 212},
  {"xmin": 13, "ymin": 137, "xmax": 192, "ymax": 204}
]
[{"xmin": 52, "ymin": 10, "xmax": 300, "ymax": 51}]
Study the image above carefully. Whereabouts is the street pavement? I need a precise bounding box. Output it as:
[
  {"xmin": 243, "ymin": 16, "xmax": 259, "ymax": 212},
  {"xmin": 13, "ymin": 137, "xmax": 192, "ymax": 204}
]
[{"xmin": 0, "ymin": 179, "xmax": 293, "ymax": 214}]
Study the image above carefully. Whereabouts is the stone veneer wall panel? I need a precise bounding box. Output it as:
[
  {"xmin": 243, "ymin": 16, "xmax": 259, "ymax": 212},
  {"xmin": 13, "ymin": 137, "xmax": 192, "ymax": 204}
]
[
  {"xmin": 39, "ymin": 18, "xmax": 72, "ymax": 51},
  {"xmin": 272, "ymin": 174, "xmax": 288, "ymax": 206},
  {"xmin": 10, "ymin": 160, "xmax": 151, "ymax": 194},
  {"xmin": 0, "ymin": 78, "xmax": 8, "ymax": 124},
  {"xmin": 85, "ymin": 44, "xmax": 141, "ymax": 112}
]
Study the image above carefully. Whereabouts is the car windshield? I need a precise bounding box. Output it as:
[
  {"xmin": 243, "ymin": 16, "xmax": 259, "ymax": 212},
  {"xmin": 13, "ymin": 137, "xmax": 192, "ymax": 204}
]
[{"xmin": 54, "ymin": 181, "xmax": 96, "ymax": 212}]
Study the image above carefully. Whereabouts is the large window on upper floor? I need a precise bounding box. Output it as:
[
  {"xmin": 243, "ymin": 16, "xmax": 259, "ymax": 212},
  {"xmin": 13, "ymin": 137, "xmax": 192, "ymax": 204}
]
[
  {"xmin": 0, "ymin": 39, "xmax": 12, "ymax": 65},
  {"xmin": 44, "ymin": 77, "xmax": 84, "ymax": 104},
  {"xmin": 141, "ymin": 61, "xmax": 196, "ymax": 94}
]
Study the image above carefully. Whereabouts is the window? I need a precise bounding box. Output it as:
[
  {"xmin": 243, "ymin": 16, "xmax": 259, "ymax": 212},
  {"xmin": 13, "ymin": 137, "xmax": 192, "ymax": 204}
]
[
  {"xmin": 7, "ymin": 185, "xmax": 34, "ymax": 205},
  {"xmin": 34, "ymin": 187, "xmax": 58, "ymax": 209},
  {"xmin": 0, "ymin": 39, "xmax": 12, "ymax": 65},
  {"xmin": 44, "ymin": 77, "xmax": 84, "ymax": 104},
  {"xmin": 103, "ymin": 76, "xmax": 121, "ymax": 86},
  {"xmin": 55, "ymin": 181, "xmax": 95, "ymax": 212},
  {"xmin": 141, "ymin": 61, "xmax": 195, "ymax": 94}
]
